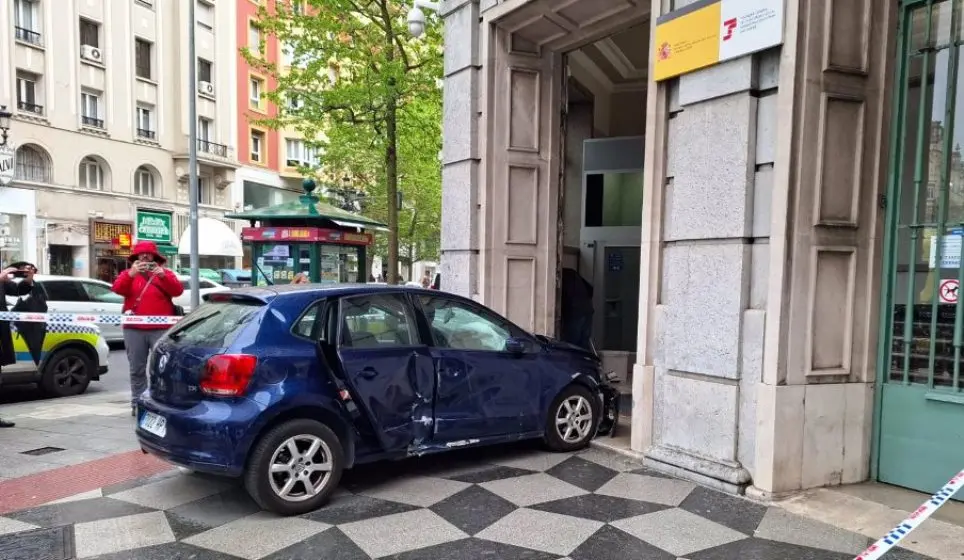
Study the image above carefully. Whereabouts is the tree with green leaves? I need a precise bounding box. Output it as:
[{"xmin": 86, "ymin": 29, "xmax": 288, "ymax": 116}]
[{"xmin": 244, "ymin": 0, "xmax": 443, "ymax": 284}]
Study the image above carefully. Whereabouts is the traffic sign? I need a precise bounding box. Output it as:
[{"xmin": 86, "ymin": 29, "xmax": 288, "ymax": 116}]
[{"xmin": 939, "ymin": 279, "xmax": 959, "ymax": 304}]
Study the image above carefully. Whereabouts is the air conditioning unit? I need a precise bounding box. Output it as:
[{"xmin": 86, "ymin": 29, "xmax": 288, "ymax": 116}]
[
  {"xmin": 198, "ymin": 81, "xmax": 215, "ymax": 96},
  {"xmin": 80, "ymin": 44, "xmax": 102, "ymax": 63}
]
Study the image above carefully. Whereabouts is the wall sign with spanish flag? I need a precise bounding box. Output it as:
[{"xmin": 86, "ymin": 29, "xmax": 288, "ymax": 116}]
[{"xmin": 653, "ymin": 0, "xmax": 784, "ymax": 82}]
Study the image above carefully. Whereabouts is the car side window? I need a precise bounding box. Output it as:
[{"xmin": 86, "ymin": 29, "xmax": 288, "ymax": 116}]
[
  {"xmin": 418, "ymin": 295, "xmax": 517, "ymax": 352},
  {"xmin": 42, "ymin": 280, "xmax": 89, "ymax": 302},
  {"xmin": 293, "ymin": 301, "xmax": 323, "ymax": 339},
  {"xmin": 81, "ymin": 281, "xmax": 123, "ymax": 304},
  {"xmin": 200, "ymin": 280, "xmax": 215, "ymax": 289},
  {"xmin": 339, "ymin": 294, "xmax": 417, "ymax": 349}
]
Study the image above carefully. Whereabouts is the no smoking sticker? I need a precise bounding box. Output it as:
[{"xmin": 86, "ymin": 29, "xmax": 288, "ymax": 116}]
[{"xmin": 940, "ymin": 279, "xmax": 959, "ymax": 304}]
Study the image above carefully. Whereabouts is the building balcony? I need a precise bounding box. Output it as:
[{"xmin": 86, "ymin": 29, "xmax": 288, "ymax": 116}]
[
  {"xmin": 14, "ymin": 27, "xmax": 43, "ymax": 47},
  {"xmin": 137, "ymin": 128, "xmax": 157, "ymax": 140},
  {"xmin": 198, "ymin": 139, "xmax": 230, "ymax": 158},
  {"xmin": 172, "ymin": 138, "xmax": 239, "ymax": 170},
  {"xmin": 82, "ymin": 116, "xmax": 105, "ymax": 129},
  {"xmin": 17, "ymin": 101, "xmax": 44, "ymax": 116}
]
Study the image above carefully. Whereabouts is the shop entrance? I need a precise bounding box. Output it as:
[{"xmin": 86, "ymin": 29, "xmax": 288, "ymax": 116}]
[{"xmin": 877, "ymin": 0, "xmax": 964, "ymax": 498}]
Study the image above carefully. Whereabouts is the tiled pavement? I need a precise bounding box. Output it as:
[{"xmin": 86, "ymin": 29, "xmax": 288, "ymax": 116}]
[{"xmin": 0, "ymin": 441, "xmax": 935, "ymax": 560}]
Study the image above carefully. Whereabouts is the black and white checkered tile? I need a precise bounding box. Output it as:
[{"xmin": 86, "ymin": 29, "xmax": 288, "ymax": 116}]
[{"xmin": 0, "ymin": 444, "xmax": 935, "ymax": 560}]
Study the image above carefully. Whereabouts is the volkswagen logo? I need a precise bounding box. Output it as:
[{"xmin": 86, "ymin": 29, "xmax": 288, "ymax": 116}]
[{"xmin": 158, "ymin": 354, "xmax": 169, "ymax": 372}]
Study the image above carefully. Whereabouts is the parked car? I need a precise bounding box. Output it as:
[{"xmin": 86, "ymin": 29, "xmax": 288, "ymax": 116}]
[
  {"xmin": 1, "ymin": 321, "xmax": 110, "ymax": 397},
  {"xmin": 6, "ymin": 275, "xmax": 125, "ymax": 344},
  {"xmin": 177, "ymin": 268, "xmax": 222, "ymax": 284},
  {"xmin": 135, "ymin": 284, "xmax": 618, "ymax": 515},
  {"xmin": 173, "ymin": 275, "xmax": 230, "ymax": 313},
  {"xmin": 218, "ymin": 269, "xmax": 252, "ymax": 289}
]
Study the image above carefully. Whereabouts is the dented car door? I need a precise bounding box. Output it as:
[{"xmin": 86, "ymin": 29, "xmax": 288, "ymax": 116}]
[{"xmin": 334, "ymin": 292, "xmax": 435, "ymax": 452}]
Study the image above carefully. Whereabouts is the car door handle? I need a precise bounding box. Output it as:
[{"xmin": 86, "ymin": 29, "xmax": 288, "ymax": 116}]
[{"xmin": 358, "ymin": 367, "xmax": 378, "ymax": 380}]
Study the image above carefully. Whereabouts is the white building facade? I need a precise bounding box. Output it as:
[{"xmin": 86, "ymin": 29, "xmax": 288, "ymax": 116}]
[{"xmin": 0, "ymin": 0, "xmax": 241, "ymax": 277}]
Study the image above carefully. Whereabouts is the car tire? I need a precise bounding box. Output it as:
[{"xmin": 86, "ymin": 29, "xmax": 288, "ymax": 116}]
[
  {"xmin": 40, "ymin": 347, "xmax": 93, "ymax": 397},
  {"xmin": 244, "ymin": 419, "xmax": 344, "ymax": 516},
  {"xmin": 544, "ymin": 384, "xmax": 599, "ymax": 452}
]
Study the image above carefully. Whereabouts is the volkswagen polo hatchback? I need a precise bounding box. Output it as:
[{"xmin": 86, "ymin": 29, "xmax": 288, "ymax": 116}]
[{"xmin": 136, "ymin": 284, "xmax": 618, "ymax": 515}]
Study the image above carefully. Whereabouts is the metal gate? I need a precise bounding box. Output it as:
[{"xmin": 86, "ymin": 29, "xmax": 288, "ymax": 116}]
[{"xmin": 877, "ymin": 0, "xmax": 964, "ymax": 497}]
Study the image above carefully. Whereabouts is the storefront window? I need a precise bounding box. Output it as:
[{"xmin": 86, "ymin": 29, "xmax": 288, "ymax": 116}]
[
  {"xmin": 255, "ymin": 243, "xmax": 300, "ymax": 285},
  {"xmin": 0, "ymin": 213, "xmax": 26, "ymax": 268},
  {"xmin": 321, "ymin": 245, "xmax": 359, "ymax": 284}
]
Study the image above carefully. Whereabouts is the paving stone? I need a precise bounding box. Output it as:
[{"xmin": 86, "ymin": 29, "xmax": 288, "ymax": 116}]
[
  {"xmin": 679, "ymin": 486, "xmax": 768, "ymax": 535},
  {"xmin": 339, "ymin": 509, "xmax": 466, "ymax": 558},
  {"xmin": 475, "ymin": 508, "xmax": 604, "ymax": 557},
  {"xmin": 430, "ymin": 485, "xmax": 518, "ymax": 535},
  {"xmin": 7, "ymin": 497, "xmax": 155, "ymax": 528},
  {"xmin": 73, "ymin": 511, "xmax": 176, "ymax": 558},
  {"xmin": 545, "ymin": 456, "xmax": 620, "ymax": 492},
  {"xmin": 0, "ymin": 526, "xmax": 73, "ymax": 560}
]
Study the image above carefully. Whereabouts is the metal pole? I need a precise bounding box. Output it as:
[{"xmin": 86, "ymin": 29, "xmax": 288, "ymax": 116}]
[{"xmin": 187, "ymin": 0, "xmax": 200, "ymax": 309}]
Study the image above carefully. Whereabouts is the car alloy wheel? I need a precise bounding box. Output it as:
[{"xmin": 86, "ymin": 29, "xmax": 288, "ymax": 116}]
[
  {"xmin": 244, "ymin": 419, "xmax": 344, "ymax": 515},
  {"xmin": 555, "ymin": 395, "xmax": 593, "ymax": 444},
  {"xmin": 268, "ymin": 435, "xmax": 334, "ymax": 502}
]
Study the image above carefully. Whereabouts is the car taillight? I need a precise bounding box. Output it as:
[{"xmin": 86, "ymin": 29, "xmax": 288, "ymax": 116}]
[{"xmin": 200, "ymin": 354, "xmax": 257, "ymax": 397}]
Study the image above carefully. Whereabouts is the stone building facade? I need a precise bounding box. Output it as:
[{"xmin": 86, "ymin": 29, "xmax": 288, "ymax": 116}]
[{"xmin": 439, "ymin": 0, "xmax": 919, "ymax": 499}]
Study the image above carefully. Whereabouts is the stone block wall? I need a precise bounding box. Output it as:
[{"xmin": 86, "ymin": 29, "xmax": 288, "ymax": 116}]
[{"xmin": 647, "ymin": 48, "xmax": 780, "ymax": 492}]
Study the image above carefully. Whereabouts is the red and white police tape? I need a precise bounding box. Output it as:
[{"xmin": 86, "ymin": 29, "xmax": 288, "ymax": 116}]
[
  {"xmin": 0, "ymin": 311, "xmax": 182, "ymax": 326},
  {"xmin": 855, "ymin": 469, "xmax": 964, "ymax": 559}
]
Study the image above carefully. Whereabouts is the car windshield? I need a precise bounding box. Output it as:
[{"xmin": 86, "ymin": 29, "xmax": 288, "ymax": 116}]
[{"xmin": 167, "ymin": 300, "xmax": 262, "ymax": 348}]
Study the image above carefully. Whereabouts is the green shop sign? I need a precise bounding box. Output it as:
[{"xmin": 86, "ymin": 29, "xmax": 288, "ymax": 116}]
[{"xmin": 135, "ymin": 210, "xmax": 173, "ymax": 244}]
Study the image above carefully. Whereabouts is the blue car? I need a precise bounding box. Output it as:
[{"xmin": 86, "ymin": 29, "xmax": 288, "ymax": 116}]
[{"xmin": 136, "ymin": 284, "xmax": 619, "ymax": 515}]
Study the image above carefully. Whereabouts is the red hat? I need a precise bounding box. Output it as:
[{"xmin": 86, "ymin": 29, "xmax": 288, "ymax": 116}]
[{"xmin": 128, "ymin": 241, "xmax": 167, "ymax": 265}]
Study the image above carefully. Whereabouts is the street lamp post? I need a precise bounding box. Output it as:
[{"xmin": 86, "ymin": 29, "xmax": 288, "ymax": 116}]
[
  {"xmin": 187, "ymin": 0, "xmax": 200, "ymax": 309},
  {"xmin": 0, "ymin": 105, "xmax": 12, "ymax": 146}
]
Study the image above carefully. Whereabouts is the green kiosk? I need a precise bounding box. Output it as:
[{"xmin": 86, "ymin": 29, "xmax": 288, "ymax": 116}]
[{"xmin": 226, "ymin": 179, "xmax": 386, "ymax": 286}]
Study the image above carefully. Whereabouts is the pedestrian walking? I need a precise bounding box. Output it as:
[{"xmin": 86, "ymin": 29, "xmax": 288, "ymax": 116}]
[
  {"xmin": 291, "ymin": 272, "xmax": 309, "ymax": 285},
  {"xmin": 0, "ymin": 263, "xmax": 37, "ymax": 428},
  {"xmin": 111, "ymin": 241, "xmax": 184, "ymax": 415}
]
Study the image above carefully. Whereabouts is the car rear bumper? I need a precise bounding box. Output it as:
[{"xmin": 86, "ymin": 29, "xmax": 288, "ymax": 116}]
[{"xmin": 135, "ymin": 395, "xmax": 263, "ymax": 478}]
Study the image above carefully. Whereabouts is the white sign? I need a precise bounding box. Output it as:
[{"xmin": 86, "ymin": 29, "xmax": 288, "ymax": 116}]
[
  {"xmin": 0, "ymin": 144, "xmax": 14, "ymax": 186},
  {"xmin": 940, "ymin": 279, "xmax": 960, "ymax": 304},
  {"xmin": 718, "ymin": 0, "xmax": 785, "ymax": 61},
  {"xmin": 929, "ymin": 234, "xmax": 963, "ymax": 269}
]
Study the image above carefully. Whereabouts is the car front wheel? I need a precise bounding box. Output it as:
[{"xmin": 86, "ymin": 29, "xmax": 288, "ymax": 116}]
[
  {"xmin": 544, "ymin": 384, "xmax": 599, "ymax": 452},
  {"xmin": 244, "ymin": 419, "xmax": 344, "ymax": 515}
]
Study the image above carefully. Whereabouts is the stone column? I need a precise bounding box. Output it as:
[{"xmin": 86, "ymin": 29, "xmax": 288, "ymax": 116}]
[
  {"xmin": 634, "ymin": 0, "xmax": 779, "ymax": 494},
  {"xmin": 439, "ymin": 0, "xmax": 482, "ymax": 299},
  {"xmin": 750, "ymin": 0, "xmax": 896, "ymax": 498}
]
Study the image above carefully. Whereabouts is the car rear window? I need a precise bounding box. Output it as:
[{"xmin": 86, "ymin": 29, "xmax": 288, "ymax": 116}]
[{"xmin": 166, "ymin": 300, "xmax": 263, "ymax": 348}]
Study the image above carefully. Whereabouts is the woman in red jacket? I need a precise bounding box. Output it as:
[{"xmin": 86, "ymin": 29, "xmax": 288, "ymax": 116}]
[{"xmin": 112, "ymin": 241, "xmax": 184, "ymax": 414}]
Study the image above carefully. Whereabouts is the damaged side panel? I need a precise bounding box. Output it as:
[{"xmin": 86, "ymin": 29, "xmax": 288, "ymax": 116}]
[{"xmin": 336, "ymin": 346, "xmax": 436, "ymax": 453}]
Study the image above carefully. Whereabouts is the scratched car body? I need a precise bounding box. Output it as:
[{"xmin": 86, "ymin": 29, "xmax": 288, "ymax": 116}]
[{"xmin": 135, "ymin": 284, "xmax": 619, "ymax": 515}]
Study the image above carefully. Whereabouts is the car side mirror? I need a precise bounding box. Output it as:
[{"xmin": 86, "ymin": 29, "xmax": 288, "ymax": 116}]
[{"xmin": 505, "ymin": 337, "xmax": 527, "ymax": 355}]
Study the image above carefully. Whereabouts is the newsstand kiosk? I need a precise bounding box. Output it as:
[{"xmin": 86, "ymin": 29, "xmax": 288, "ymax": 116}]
[{"xmin": 226, "ymin": 179, "xmax": 386, "ymax": 286}]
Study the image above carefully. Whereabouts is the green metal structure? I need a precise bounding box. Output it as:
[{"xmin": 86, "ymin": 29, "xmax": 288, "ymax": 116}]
[
  {"xmin": 875, "ymin": 0, "xmax": 964, "ymax": 499},
  {"xmin": 226, "ymin": 179, "xmax": 386, "ymax": 286}
]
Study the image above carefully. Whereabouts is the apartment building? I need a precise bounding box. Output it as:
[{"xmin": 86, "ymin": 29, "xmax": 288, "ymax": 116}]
[
  {"xmin": 234, "ymin": 0, "xmax": 313, "ymax": 240},
  {"xmin": 0, "ymin": 0, "xmax": 241, "ymax": 279}
]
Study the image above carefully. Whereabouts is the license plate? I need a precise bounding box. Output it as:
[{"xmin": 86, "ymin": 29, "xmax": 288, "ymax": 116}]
[{"xmin": 139, "ymin": 411, "xmax": 167, "ymax": 438}]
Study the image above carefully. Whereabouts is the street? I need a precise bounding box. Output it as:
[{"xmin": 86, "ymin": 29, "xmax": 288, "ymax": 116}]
[{"xmin": 0, "ymin": 350, "xmax": 945, "ymax": 559}]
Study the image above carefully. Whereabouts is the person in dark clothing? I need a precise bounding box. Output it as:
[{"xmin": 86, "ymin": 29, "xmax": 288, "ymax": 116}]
[
  {"xmin": 0, "ymin": 263, "xmax": 37, "ymax": 428},
  {"xmin": 560, "ymin": 267, "xmax": 594, "ymax": 350}
]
